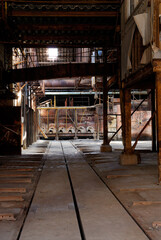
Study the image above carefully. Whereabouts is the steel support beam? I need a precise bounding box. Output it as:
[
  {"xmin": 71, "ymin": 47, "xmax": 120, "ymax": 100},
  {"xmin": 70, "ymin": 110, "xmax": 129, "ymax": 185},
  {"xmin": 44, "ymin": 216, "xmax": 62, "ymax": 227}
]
[{"xmin": 5, "ymin": 63, "xmax": 116, "ymax": 83}]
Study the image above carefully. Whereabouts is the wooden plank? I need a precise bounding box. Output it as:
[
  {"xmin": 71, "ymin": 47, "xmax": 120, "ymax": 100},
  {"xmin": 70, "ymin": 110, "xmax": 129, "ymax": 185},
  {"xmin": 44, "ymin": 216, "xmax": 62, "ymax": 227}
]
[
  {"xmin": 120, "ymin": 188, "xmax": 159, "ymax": 192},
  {"xmin": 4, "ymin": 163, "xmax": 39, "ymax": 166},
  {"xmin": 152, "ymin": 221, "xmax": 161, "ymax": 229},
  {"xmin": 0, "ymin": 168, "xmax": 34, "ymax": 172},
  {"xmin": 0, "ymin": 213, "xmax": 16, "ymax": 221},
  {"xmin": 107, "ymin": 174, "xmax": 134, "ymax": 179},
  {"xmin": 0, "ymin": 196, "xmax": 24, "ymax": 202},
  {"xmin": 0, "ymin": 178, "xmax": 32, "ymax": 183},
  {"xmin": 0, "ymin": 188, "xmax": 26, "ymax": 193},
  {"xmin": 133, "ymin": 201, "xmax": 161, "ymax": 206},
  {"xmin": 0, "ymin": 174, "xmax": 33, "ymax": 177}
]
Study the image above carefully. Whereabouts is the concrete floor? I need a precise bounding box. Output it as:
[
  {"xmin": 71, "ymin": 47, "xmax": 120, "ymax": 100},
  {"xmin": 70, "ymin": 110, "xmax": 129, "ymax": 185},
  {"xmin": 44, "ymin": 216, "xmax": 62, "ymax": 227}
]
[
  {"xmin": 73, "ymin": 140, "xmax": 161, "ymax": 240},
  {"xmin": 19, "ymin": 141, "xmax": 148, "ymax": 240},
  {"xmin": 0, "ymin": 139, "xmax": 159, "ymax": 240}
]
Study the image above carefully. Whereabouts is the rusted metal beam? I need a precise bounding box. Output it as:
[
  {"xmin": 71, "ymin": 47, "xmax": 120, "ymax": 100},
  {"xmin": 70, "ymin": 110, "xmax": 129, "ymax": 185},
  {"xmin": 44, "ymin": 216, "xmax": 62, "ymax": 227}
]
[
  {"xmin": 17, "ymin": 24, "xmax": 118, "ymax": 32},
  {"xmin": 20, "ymin": 35, "xmax": 112, "ymax": 42},
  {"xmin": 6, "ymin": 0, "xmax": 121, "ymax": 3},
  {"xmin": 8, "ymin": 10, "xmax": 118, "ymax": 17},
  {"xmin": 5, "ymin": 63, "xmax": 116, "ymax": 83},
  {"xmin": 0, "ymin": 40, "xmax": 118, "ymax": 48}
]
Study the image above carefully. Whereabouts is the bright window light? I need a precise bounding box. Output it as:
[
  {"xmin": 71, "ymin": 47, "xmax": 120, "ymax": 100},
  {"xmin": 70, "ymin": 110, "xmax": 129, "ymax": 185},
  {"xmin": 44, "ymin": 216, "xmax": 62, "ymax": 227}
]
[{"xmin": 48, "ymin": 48, "xmax": 58, "ymax": 60}]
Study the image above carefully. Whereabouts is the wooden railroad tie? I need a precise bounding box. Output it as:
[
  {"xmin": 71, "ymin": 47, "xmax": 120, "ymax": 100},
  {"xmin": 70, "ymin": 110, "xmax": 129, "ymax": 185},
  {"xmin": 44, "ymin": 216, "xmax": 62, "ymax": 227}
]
[
  {"xmin": 0, "ymin": 178, "xmax": 32, "ymax": 183},
  {"xmin": 120, "ymin": 188, "xmax": 159, "ymax": 192},
  {"xmin": 5, "ymin": 163, "xmax": 40, "ymax": 166},
  {"xmin": 0, "ymin": 173, "xmax": 34, "ymax": 178},
  {"xmin": 0, "ymin": 188, "xmax": 26, "ymax": 193},
  {"xmin": 107, "ymin": 174, "xmax": 135, "ymax": 179},
  {"xmin": 0, "ymin": 196, "xmax": 24, "ymax": 202},
  {"xmin": 132, "ymin": 201, "xmax": 161, "ymax": 206},
  {"xmin": 0, "ymin": 168, "xmax": 35, "ymax": 172},
  {"xmin": 0, "ymin": 213, "xmax": 16, "ymax": 221}
]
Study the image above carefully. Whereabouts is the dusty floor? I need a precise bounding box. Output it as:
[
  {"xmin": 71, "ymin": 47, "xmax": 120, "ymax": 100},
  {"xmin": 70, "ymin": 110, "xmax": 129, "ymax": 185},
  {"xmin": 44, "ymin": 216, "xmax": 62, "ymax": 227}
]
[{"xmin": 0, "ymin": 139, "xmax": 160, "ymax": 240}]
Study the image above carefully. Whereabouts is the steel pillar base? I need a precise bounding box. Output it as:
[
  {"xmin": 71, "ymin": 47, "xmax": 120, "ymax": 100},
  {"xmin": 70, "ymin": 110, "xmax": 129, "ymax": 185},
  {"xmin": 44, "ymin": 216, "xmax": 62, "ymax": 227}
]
[
  {"xmin": 100, "ymin": 144, "xmax": 112, "ymax": 152},
  {"xmin": 119, "ymin": 153, "xmax": 141, "ymax": 165}
]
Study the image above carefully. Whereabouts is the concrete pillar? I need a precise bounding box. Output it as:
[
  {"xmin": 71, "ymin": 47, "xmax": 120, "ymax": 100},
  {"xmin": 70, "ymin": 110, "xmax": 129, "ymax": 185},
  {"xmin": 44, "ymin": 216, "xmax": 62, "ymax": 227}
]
[
  {"xmin": 156, "ymin": 72, "xmax": 161, "ymax": 183},
  {"xmin": 119, "ymin": 88, "xmax": 140, "ymax": 165}
]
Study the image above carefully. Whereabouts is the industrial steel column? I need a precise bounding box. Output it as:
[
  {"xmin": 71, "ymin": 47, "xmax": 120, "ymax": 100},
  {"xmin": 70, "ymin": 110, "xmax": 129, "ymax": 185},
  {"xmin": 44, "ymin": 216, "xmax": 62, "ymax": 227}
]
[
  {"xmin": 100, "ymin": 49, "xmax": 112, "ymax": 152},
  {"xmin": 74, "ymin": 109, "xmax": 78, "ymax": 139},
  {"xmin": 56, "ymin": 109, "xmax": 59, "ymax": 141},
  {"xmin": 151, "ymin": 89, "xmax": 157, "ymax": 152},
  {"xmin": 156, "ymin": 72, "xmax": 161, "ymax": 183},
  {"xmin": 119, "ymin": 88, "xmax": 140, "ymax": 165}
]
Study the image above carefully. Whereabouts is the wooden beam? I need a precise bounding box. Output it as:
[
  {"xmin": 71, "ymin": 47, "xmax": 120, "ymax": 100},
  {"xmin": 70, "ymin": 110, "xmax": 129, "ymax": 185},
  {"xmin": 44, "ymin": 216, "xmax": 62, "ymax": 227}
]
[
  {"xmin": 123, "ymin": 63, "xmax": 154, "ymax": 89},
  {"xmin": 0, "ymin": 188, "xmax": 26, "ymax": 193},
  {"xmin": 0, "ymin": 213, "xmax": 16, "ymax": 221},
  {"xmin": 121, "ymin": 89, "xmax": 132, "ymax": 153},
  {"xmin": 8, "ymin": 10, "xmax": 118, "ymax": 17},
  {"xmin": 0, "ymin": 196, "xmax": 24, "ymax": 201}
]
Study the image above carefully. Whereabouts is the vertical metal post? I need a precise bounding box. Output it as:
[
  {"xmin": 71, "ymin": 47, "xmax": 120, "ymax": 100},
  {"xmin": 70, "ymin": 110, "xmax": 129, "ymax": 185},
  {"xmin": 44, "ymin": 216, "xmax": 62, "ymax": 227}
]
[
  {"xmin": 74, "ymin": 109, "xmax": 77, "ymax": 139},
  {"xmin": 103, "ymin": 74, "xmax": 108, "ymax": 145},
  {"xmin": 100, "ymin": 49, "xmax": 112, "ymax": 152},
  {"xmin": 151, "ymin": 89, "xmax": 157, "ymax": 152},
  {"xmin": 47, "ymin": 109, "xmax": 49, "ymax": 131},
  {"xmin": 54, "ymin": 96, "xmax": 56, "ymax": 107},
  {"xmin": 97, "ymin": 114, "xmax": 99, "ymax": 140},
  {"xmin": 156, "ymin": 72, "xmax": 161, "ymax": 183},
  {"xmin": 56, "ymin": 109, "xmax": 59, "ymax": 141},
  {"xmin": 66, "ymin": 109, "xmax": 68, "ymax": 130},
  {"xmin": 1, "ymin": 0, "xmax": 4, "ymax": 21}
]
